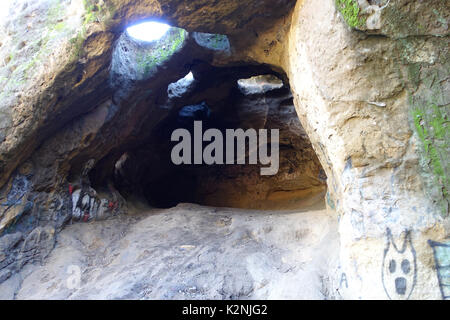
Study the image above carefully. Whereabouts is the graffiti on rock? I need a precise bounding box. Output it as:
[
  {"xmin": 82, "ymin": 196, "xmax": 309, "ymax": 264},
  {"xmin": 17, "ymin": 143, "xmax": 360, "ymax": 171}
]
[
  {"xmin": 428, "ymin": 240, "xmax": 450, "ymax": 300},
  {"xmin": 382, "ymin": 228, "xmax": 417, "ymax": 300}
]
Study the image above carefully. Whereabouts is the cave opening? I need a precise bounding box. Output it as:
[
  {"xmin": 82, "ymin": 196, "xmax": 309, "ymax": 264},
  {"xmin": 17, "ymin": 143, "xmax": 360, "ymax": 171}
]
[
  {"xmin": 93, "ymin": 77, "xmax": 325, "ymax": 210},
  {"xmin": 126, "ymin": 21, "xmax": 172, "ymax": 42},
  {"xmin": 76, "ymin": 25, "xmax": 327, "ymax": 212}
]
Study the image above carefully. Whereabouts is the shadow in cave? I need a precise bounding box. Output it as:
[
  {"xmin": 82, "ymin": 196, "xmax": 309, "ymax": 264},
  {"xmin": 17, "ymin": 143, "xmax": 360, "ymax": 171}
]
[{"xmin": 90, "ymin": 62, "xmax": 327, "ymax": 210}]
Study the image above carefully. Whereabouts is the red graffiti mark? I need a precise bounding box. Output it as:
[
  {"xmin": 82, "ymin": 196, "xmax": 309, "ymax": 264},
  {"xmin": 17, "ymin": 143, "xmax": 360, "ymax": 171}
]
[
  {"xmin": 69, "ymin": 184, "xmax": 73, "ymax": 195},
  {"xmin": 108, "ymin": 201, "xmax": 119, "ymax": 210},
  {"xmin": 82, "ymin": 212, "xmax": 90, "ymax": 222}
]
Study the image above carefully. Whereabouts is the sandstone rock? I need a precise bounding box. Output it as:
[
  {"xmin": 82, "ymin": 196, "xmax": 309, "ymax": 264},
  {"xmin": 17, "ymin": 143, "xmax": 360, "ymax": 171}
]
[
  {"xmin": 12, "ymin": 205, "xmax": 339, "ymax": 300},
  {"xmin": 237, "ymin": 75, "xmax": 284, "ymax": 96},
  {"xmin": 0, "ymin": 0, "xmax": 447, "ymax": 300},
  {"xmin": 287, "ymin": 0, "xmax": 448, "ymax": 299},
  {"xmin": 167, "ymin": 72, "xmax": 196, "ymax": 99}
]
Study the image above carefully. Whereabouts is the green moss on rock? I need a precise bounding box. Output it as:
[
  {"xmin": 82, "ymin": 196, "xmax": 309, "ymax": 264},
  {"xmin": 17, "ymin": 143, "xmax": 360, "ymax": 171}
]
[
  {"xmin": 83, "ymin": 0, "xmax": 116, "ymax": 26},
  {"xmin": 396, "ymin": 36, "xmax": 450, "ymax": 216},
  {"xmin": 412, "ymin": 105, "xmax": 449, "ymax": 208},
  {"xmin": 136, "ymin": 28, "xmax": 187, "ymax": 77},
  {"xmin": 335, "ymin": 0, "xmax": 366, "ymax": 28},
  {"xmin": 408, "ymin": 61, "xmax": 449, "ymax": 216}
]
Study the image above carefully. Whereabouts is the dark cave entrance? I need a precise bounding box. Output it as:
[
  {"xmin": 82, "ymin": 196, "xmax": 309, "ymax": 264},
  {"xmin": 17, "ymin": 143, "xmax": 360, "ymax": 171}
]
[{"xmin": 85, "ymin": 24, "xmax": 327, "ymax": 211}]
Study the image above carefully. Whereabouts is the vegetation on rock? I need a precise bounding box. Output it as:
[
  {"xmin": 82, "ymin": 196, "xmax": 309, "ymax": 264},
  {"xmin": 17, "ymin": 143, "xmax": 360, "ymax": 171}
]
[
  {"xmin": 136, "ymin": 28, "xmax": 187, "ymax": 77},
  {"xmin": 406, "ymin": 48, "xmax": 450, "ymax": 217},
  {"xmin": 335, "ymin": 0, "xmax": 365, "ymax": 28}
]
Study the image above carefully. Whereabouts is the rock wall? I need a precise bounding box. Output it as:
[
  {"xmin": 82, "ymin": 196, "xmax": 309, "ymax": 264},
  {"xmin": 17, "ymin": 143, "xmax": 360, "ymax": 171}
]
[
  {"xmin": 285, "ymin": 0, "xmax": 449, "ymax": 299},
  {"xmin": 0, "ymin": 0, "xmax": 448, "ymax": 299}
]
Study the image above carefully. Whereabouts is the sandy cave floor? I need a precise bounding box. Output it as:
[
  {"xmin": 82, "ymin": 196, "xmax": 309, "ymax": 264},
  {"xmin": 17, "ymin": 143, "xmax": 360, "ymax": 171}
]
[{"xmin": 1, "ymin": 203, "xmax": 339, "ymax": 300}]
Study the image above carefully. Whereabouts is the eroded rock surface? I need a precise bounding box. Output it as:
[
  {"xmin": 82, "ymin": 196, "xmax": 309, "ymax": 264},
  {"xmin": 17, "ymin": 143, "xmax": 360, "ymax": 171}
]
[
  {"xmin": 287, "ymin": 0, "xmax": 449, "ymax": 299},
  {"xmin": 111, "ymin": 67, "xmax": 326, "ymax": 210},
  {"xmin": 0, "ymin": 0, "xmax": 448, "ymax": 300},
  {"xmin": 7, "ymin": 204, "xmax": 339, "ymax": 300}
]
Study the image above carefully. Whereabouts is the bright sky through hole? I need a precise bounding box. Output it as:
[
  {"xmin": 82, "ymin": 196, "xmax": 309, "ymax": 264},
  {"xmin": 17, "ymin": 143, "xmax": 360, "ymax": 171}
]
[
  {"xmin": 126, "ymin": 21, "xmax": 171, "ymax": 42},
  {"xmin": 185, "ymin": 72, "xmax": 194, "ymax": 81}
]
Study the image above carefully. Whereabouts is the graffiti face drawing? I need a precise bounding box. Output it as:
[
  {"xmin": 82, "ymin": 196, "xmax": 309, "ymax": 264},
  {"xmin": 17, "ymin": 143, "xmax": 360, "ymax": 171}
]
[{"xmin": 382, "ymin": 228, "xmax": 417, "ymax": 300}]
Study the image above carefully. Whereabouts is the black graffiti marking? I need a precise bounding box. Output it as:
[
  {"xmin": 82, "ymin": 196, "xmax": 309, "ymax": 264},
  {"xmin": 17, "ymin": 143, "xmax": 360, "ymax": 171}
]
[
  {"xmin": 428, "ymin": 240, "xmax": 450, "ymax": 300},
  {"xmin": 382, "ymin": 228, "xmax": 417, "ymax": 300},
  {"xmin": 395, "ymin": 277, "xmax": 407, "ymax": 295},
  {"xmin": 389, "ymin": 260, "xmax": 396, "ymax": 273},
  {"xmin": 401, "ymin": 259, "xmax": 411, "ymax": 274}
]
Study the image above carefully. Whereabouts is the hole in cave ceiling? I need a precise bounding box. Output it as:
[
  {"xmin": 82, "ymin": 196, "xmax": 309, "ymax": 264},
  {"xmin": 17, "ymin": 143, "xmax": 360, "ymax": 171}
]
[{"xmin": 126, "ymin": 21, "xmax": 172, "ymax": 42}]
